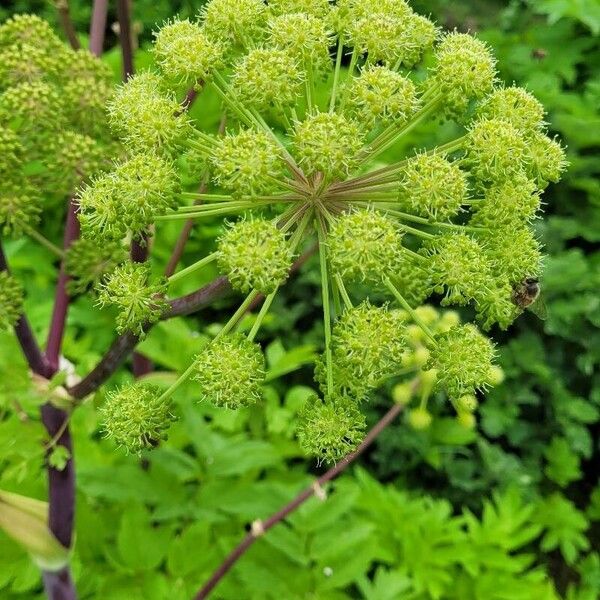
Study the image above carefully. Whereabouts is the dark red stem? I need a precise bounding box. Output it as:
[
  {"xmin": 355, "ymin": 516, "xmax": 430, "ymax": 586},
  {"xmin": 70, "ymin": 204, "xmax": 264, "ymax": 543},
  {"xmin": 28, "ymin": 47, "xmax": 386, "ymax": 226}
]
[
  {"xmin": 116, "ymin": 0, "xmax": 134, "ymax": 80},
  {"xmin": 88, "ymin": 0, "xmax": 108, "ymax": 57},
  {"xmin": 56, "ymin": 1, "xmax": 80, "ymax": 50},
  {"xmin": 42, "ymin": 568, "xmax": 76, "ymax": 600},
  {"xmin": 194, "ymin": 402, "xmax": 405, "ymax": 600},
  {"xmin": 46, "ymin": 203, "xmax": 79, "ymax": 371}
]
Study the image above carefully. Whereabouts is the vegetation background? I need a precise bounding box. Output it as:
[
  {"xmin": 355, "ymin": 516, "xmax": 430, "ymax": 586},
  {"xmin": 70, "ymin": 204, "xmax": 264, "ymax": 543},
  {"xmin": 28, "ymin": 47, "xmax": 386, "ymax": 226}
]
[{"xmin": 0, "ymin": 0, "xmax": 599, "ymax": 598}]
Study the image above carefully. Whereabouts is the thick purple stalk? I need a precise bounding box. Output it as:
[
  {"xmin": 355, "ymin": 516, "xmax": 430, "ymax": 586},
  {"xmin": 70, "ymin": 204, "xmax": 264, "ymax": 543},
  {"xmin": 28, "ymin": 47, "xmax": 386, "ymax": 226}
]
[{"xmin": 42, "ymin": 568, "xmax": 76, "ymax": 600}]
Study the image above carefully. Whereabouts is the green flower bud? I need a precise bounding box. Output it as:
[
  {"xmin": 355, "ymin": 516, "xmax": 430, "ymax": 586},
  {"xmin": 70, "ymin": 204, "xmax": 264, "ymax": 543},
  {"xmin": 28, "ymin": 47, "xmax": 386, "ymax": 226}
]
[
  {"xmin": 292, "ymin": 112, "xmax": 364, "ymax": 179},
  {"xmin": 456, "ymin": 411, "xmax": 476, "ymax": 429},
  {"xmin": 268, "ymin": 0, "xmax": 331, "ymax": 18},
  {"xmin": 328, "ymin": 210, "xmax": 402, "ymax": 283},
  {"xmin": 0, "ymin": 271, "xmax": 24, "ymax": 331},
  {"xmin": 392, "ymin": 381, "xmax": 414, "ymax": 405},
  {"xmin": 469, "ymin": 176, "xmax": 540, "ymax": 229},
  {"xmin": 96, "ymin": 262, "xmax": 168, "ymax": 336},
  {"xmin": 391, "ymin": 259, "xmax": 431, "ymax": 308},
  {"xmin": 428, "ymin": 323, "xmax": 496, "ymax": 399},
  {"xmin": 107, "ymin": 72, "xmax": 191, "ymax": 152},
  {"xmin": 200, "ymin": 0, "xmax": 268, "ymax": 48},
  {"xmin": 398, "ymin": 153, "xmax": 467, "ymax": 221},
  {"xmin": 483, "ymin": 225, "xmax": 542, "ymax": 286},
  {"xmin": 456, "ymin": 393, "xmax": 478, "ymax": 412},
  {"xmin": 268, "ymin": 13, "xmax": 332, "ymax": 74},
  {"xmin": 194, "ymin": 334, "xmax": 265, "ymax": 409},
  {"xmin": 217, "ymin": 219, "xmax": 293, "ymax": 294},
  {"xmin": 0, "ymin": 14, "xmax": 63, "ymax": 53},
  {"xmin": 78, "ymin": 153, "xmax": 179, "ymax": 240},
  {"xmin": 464, "ymin": 118, "xmax": 529, "ymax": 184},
  {"xmin": 100, "ymin": 384, "xmax": 175, "ymax": 454},
  {"xmin": 344, "ymin": 66, "xmax": 419, "ymax": 128},
  {"xmin": 430, "ymin": 32, "xmax": 496, "ymax": 117},
  {"xmin": 438, "ymin": 310, "xmax": 460, "ymax": 331},
  {"xmin": 526, "ymin": 132, "xmax": 568, "ymax": 187},
  {"xmin": 317, "ymin": 302, "xmax": 407, "ymax": 398},
  {"xmin": 297, "ymin": 394, "xmax": 366, "ymax": 464},
  {"xmin": 65, "ymin": 238, "xmax": 127, "ymax": 296},
  {"xmin": 210, "ymin": 128, "xmax": 285, "ymax": 197},
  {"xmin": 488, "ymin": 365, "xmax": 505, "ymax": 386},
  {"xmin": 153, "ymin": 18, "xmax": 224, "ymax": 84},
  {"xmin": 477, "ymin": 86, "xmax": 545, "ymax": 133},
  {"xmin": 425, "ymin": 232, "xmax": 492, "ymax": 306},
  {"xmin": 0, "ymin": 180, "xmax": 41, "ymax": 236},
  {"xmin": 231, "ymin": 47, "xmax": 304, "ymax": 109},
  {"xmin": 407, "ymin": 407, "xmax": 432, "ymax": 430}
]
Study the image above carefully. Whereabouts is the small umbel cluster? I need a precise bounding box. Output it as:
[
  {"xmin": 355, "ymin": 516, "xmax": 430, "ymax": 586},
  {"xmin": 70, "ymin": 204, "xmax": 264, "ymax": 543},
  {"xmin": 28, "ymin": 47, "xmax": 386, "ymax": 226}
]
[
  {"xmin": 0, "ymin": 15, "xmax": 114, "ymax": 239},
  {"xmin": 77, "ymin": 1, "xmax": 565, "ymax": 460}
]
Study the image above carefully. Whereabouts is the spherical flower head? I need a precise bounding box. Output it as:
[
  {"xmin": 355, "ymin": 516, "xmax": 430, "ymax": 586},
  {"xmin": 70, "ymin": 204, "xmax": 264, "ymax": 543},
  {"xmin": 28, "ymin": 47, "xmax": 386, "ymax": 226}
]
[
  {"xmin": 108, "ymin": 72, "xmax": 191, "ymax": 153},
  {"xmin": 392, "ymin": 259, "xmax": 431, "ymax": 308},
  {"xmin": 0, "ymin": 271, "xmax": 24, "ymax": 331},
  {"xmin": 398, "ymin": 154, "xmax": 467, "ymax": 221},
  {"xmin": 210, "ymin": 128, "xmax": 285, "ymax": 197},
  {"xmin": 477, "ymin": 86, "xmax": 545, "ymax": 134},
  {"xmin": 470, "ymin": 176, "xmax": 540, "ymax": 229},
  {"xmin": 0, "ymin": 181, "xmax": 41, "ymax": 236},
  {"xmin": 153, "ymin": 18, "xmax": 224, "ymax": 84},
  {"xmin": 425, "ymin": 232, "xmax": 492, "ymax": 306},
  {"xmin": 328, "ymin": 210, "xmax": 402, "ymax": 283},
  {"xmin": 0, "ymin": 81, "xmax": 66, "ymax": 139},
  {"xmin": 292, "ymin": 112, "xmax": 364, "ymax": 179},
  {"xmin": 65, "ymin": 238, "xmax": 127, "ymax": 296},
  {"xmin": 430, "ymin": 32, "xmax": 496, "ymax": 117},
  {"xmin": 428, "ymin": 323, "xmax": 496, "ymax": 400},
  {"xmin": 483, "ymin": 225, "xmax": 542, "ymax": 286},
  {"xmin": 268, "ymin": 0, "xmax": 332, "ymax": 18},
  {"xmin": 231, "ymin": 48, "xmax": 304, "ymax": 109},
  {"xmin": 100, "ymin": 384, "xmax": 175, "ymax": 454},
  {"xmin": 0, "ymin": 14, "xmax": 63, "ymax": 53},
  {"xmin": 344, "ymin": 66, "xmax": 419, "ymax": 129},
  {"xmin": 317, "ymin": 302, "xmax": 407, "ymax": 398},
  {"xmin": 465, "ymin": 118, "xmax": 529, "ymax": 185},
  {"xmin": 297, "ymin": 394, "xmax": 366, "ymax": 464},
  {"xmin": 526, "ymin": 132, "xmax": 568, "ymax": 188},
  {"xmin": 194, "ymin": 334, "xmax": 265, "ymax": 409},
  {"xmin": 217, "ymin": 219, "xmax": 293, "ymax": 294},
  {"xmin": 200, "ymin": 0, "xmax": 268, "ymax": 49},
  {"xmin": 268, "ymin": 14, "xmax": 332, "ymax": 74},
  {"xmin": 78, "ymin": 153, "xmax": 179, "ymax": 240},
  {"xmin": 97, "ymin": 263, "xmax": 168, "ymax": 336}
]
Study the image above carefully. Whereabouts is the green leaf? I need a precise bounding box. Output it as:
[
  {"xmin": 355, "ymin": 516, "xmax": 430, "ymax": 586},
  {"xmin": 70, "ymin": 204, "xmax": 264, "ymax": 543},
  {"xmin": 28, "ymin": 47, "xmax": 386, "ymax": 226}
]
[{"xmin": 544, "ymin": 437, "xmax": 582, "ymax": 487}]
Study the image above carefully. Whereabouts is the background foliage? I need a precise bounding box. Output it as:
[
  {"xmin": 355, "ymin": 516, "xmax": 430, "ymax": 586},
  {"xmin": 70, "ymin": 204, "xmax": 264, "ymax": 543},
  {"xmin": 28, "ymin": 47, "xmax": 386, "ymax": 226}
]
[{"xmin": 1, "ymin": 1, "xmax": 599, "ymax": 598}]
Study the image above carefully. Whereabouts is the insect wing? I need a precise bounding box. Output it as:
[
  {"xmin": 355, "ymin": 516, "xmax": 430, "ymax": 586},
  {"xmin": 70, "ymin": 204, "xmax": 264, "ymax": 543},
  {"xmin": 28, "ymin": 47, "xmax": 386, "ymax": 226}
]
[{"xmin": 528, "ymin": 294, "xmax": 548, "ymax": 320}]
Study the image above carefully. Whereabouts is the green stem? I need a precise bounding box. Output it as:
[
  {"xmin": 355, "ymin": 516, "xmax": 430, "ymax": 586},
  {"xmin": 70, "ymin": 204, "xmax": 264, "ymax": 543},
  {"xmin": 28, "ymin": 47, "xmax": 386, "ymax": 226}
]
[
  {"xmin": 168, "ymin": 252, "xmax": 218, "ymax": 285},
  {"xmin": 384, "ymin": 278, "xmax": 436, "ymax": 344},
  {"xmin": 316, "ymin": 217, "xmax": 334, "ymax": 395},
  {"xmin": 20, "ymin": 222, "xmax": 65, "ymax": 259},
  {"xmin": 334, "ymin": 274, "xmax": 353, "ymax": 310},
  {"xmin": 247, "ymin": 289, "xmax": 277, "ymax": 342},
  {"xmin": 155, "ymin": 205, "xmax": 256, "ymax": 221},
  {"xmin": 329, "ymin": 37, "xmax": 344, "ymax": 113},
  {"xmin": 338, "ymin": 47, "xmax": 359, "ymax": 112}
]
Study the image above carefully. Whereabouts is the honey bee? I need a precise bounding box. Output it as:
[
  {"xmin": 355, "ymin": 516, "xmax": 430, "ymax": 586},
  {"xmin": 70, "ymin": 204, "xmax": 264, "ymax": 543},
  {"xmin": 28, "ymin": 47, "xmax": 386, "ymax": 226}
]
[{"xmin": 512, "ymin": 277, "xmax": 547, "ymax": 319}]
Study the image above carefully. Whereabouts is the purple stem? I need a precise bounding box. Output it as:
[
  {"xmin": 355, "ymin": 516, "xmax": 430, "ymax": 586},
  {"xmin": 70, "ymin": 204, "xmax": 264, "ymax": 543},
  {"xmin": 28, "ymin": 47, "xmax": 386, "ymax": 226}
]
[{"xmin": 42, "ymin": 568, "xmax": 76, "ymax": 600}]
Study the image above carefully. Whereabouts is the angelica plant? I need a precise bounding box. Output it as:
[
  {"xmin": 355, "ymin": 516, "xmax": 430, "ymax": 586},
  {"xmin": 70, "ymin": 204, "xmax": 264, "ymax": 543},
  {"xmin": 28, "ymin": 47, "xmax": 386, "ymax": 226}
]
[{"xmin": 81, "ymin": 0, "xmax": 565, "ymax": 462}]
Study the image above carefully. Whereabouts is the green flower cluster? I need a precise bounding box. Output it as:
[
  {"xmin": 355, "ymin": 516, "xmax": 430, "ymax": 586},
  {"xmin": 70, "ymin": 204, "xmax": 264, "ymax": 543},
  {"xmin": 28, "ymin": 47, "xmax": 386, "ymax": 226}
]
[
  {"xmin": 0, "ymin": 15, "xmax": 113, "ymax": 237},
  {"xmin": 0, "ymin": 271, "xmax": 24, "ymax": 331},
  {"xmin": 89, "ymin": 0, "xmax": 564, "ymax": 461}
]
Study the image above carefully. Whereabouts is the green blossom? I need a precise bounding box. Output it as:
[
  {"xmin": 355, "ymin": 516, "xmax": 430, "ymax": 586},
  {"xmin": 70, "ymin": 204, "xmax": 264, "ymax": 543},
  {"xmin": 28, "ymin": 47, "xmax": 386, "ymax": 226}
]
[
  {"xmin": 477, "ymin": 86, "xmax": 545, "ymax": 133},
  {"xmin": 200, "ymin": 0, "xmax": 268, "ymax": 48},
  {"xmin": 97, "ymin": 263, "xmax": 168, "ymax": 336},
  {"xmin": 217, "ymin": 219, "xmax": 293, "ymax": 294},
  {"xmin": 297, "ymin": 394, "xmax": 366, "ymax": 464},
  {"xmin": 194, "ymin": 334, "xmax": 265, "ymax": 409},
  {"xmin": 100, "ymin": 384, "xmax": 175, "ymax": 454}
]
